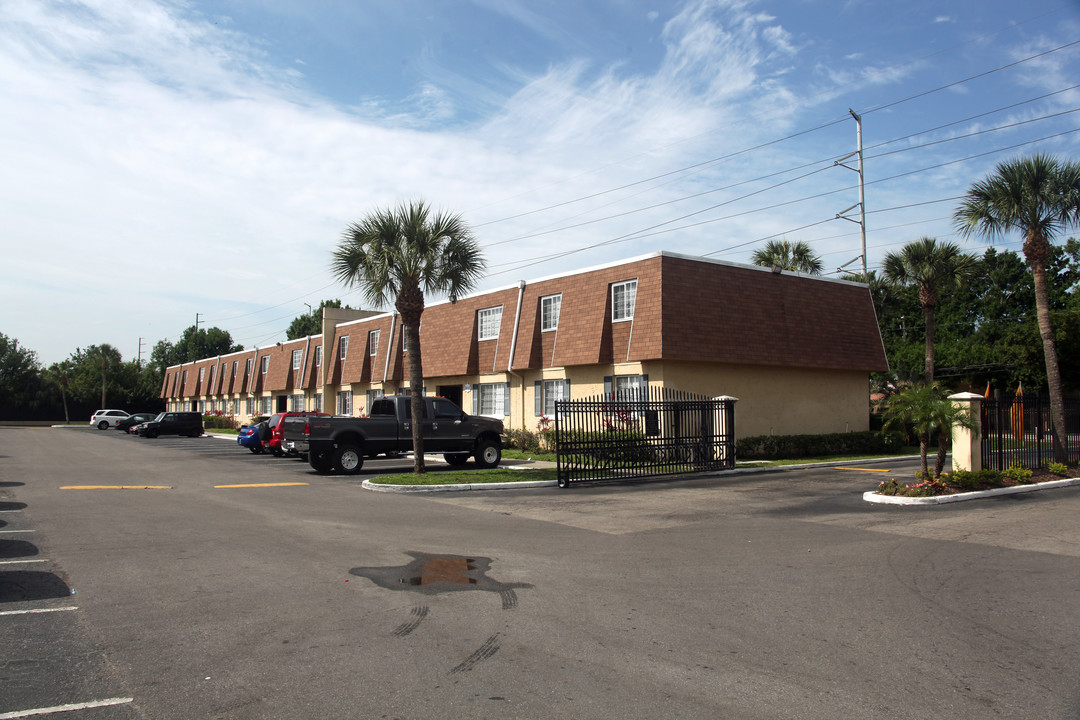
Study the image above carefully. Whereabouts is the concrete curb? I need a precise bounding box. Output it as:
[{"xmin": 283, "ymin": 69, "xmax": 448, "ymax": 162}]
[
  {"xmin": 362, "ymin": 479, "xmax": 557, "ymax": 493},
  {"xmin": 864, "ymin": 477, "xmax": 1080, "ymax": 505}
]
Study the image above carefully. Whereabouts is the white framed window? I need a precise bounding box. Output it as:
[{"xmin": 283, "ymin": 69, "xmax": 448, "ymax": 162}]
[
  {"xmin": 478, "ymin": 307, "xmax": 502, "ymax": 341},
  {"xmin": 260, "ymin": 355, "xmax": 269, "ymax": 374},
  {"xmin": 340, "ymin": 336, "xmax": 349, "ymax": 361},
  {"xmin": 478, "ymin": 383, "xmax": 508, "ymax": 417},
  {"xmin": 314, "ymin": 345, "xmax": 322, "ymax": 367},
  {"xmin": 245, "ymin": 358, "xmax": 253, "ymax": 375},
  {"xmin": 292, "ymin": 349, "xmax": 302, "ymax": 370},
  {"xmin": 542, "ymin": 379, "xmax": 570, "ymax": 416},
  {"xmin": 402, "ymin": 324, "xmax": 418, "ymax": 353},
  {"xmin": 369, "ymin": 329, "xmax": 380, "ymax": 356},
  {"xmin": 199, "ymin": 367, "xmax": 205, "ymax": 382},
  {"xmin": 314, "ymin": 393, "xmax": 322, "ymax": 412},
  {"xmin": 614, "ymin": 374, "xmax": 645, "ymax": 402},
  {"xmin": 290, "ymin": 394, "xmax": 304, "ymax": 411},
  {"xmin": 337, "ymin": 390, "xmax": 353, "ymax": 415},
  {"xmin": 245, "ymin": 397, "xmax": 254, "ymax": 416},
  {"xmin": 208, "ymin": 366, "xmax": 215, "ymax": 387},
  {"xmin": 232, "ymin": 360, "xmax": 238, "ymax": 379},
  {"xmin": 612, "ymin": 280, "xmax": 637, "ymax": 322},
  {"xmin": 259, "ymin": 396, "xmax": 272, "ymax": 414},
  {"xmin": 542, "ymin": 294, "xmax": 561, "ymax": 332}
]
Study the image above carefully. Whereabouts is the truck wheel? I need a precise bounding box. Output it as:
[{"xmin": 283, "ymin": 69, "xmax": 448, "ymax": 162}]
[
  {"xmin": 444, "ymin": 453, "xmax": 469, "ymax": 466},
  {"xmin": 309, "ymin": 450, "xmax": 334, "ymax": 474},
  {"xmin": 333, "ymin": 445, "xmax": 364, "ymax": 475},
  {"xmin": 474, "ymin": 440, "xmax": 501, "ymax": 469}
]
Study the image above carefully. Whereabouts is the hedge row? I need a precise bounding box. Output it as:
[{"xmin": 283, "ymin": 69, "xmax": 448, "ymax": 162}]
[{"xmin": 736, "ymin": 431, "xmax": 904, "ymax": 460}]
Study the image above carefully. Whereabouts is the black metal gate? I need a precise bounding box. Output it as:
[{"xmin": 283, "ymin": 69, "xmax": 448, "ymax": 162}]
[
  {"xmin": 554, "ymin": 387, "xmax": 736, "ymax": 488},
  {"xmin": 981, "ymin": 394, "xmax": 1079, "ymax": 470}
]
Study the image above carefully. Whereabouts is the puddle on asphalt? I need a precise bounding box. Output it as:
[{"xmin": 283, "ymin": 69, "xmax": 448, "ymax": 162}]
[{"xmin": 350, "ymin": 551, "xmax": 531, "ymax": 596}]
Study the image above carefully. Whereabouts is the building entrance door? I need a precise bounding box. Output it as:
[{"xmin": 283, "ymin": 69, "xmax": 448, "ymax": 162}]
[{"xmin": 437, "ymin": 385, "xmax": 464, "ymax": 410}]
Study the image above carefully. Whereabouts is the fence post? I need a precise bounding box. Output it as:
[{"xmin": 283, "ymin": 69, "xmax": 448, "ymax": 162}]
[
  {"xmin": 714, "ymin": 396, "xmax": 738, "ymax": 465},
  {"xmin": 949, "ymin": 392, "xmax": 983, "ymax": 473}
]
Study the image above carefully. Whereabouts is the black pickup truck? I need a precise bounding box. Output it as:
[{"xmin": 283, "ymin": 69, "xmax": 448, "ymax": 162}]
[{"xmin": 282, "ymin": 395, "xmax": 504, "ymax": 475}]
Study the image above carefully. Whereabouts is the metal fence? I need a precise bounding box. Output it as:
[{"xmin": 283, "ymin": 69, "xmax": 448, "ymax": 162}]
[
  {"xmin": 981, "ymin": 394, "xmax": 1080, "ymax": 470},
  {"xmin": 554, "ymin": 388, "xmax": 736, "ymax": 488}
]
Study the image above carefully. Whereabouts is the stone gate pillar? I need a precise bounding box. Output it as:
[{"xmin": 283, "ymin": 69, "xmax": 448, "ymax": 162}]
[{"xmin": 949, "ymin": 392, "xmax": 983, "ymax": 473}]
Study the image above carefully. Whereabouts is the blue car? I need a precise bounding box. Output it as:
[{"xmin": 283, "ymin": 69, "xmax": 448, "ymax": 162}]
[{"xmin": 237, "ymin": 416, "xmax": 270, "ymax": 453}]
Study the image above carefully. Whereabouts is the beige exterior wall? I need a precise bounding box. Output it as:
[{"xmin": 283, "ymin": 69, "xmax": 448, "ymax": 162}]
[{"xmin": 654, "ymin": 361, "xmax": 870, "ymax": 437}]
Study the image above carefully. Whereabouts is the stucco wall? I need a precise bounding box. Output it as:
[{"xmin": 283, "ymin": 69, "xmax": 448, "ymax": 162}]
[{"xmin": 654, "ymin": 361, "xmax": 870, "ymax": 437}]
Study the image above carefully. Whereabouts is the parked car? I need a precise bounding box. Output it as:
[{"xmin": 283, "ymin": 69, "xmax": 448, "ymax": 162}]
[
  {"xmin": 282, "ymin": 395, "xmax": 503, "ymax": 474},
  {"xmin": 115, "ymin": 412, "xmax": 158, "ymax": 433},
  {"xmin": 90, "ymin": 409, "xmax": 130, "ymax": 430},
  {"xmin": 137, "ymin": 411, "xmax": 204, "ymax": 438},
  {"xmin": 263, "ymin": 412, "xmax": 330, "ymax": 456},
  {"xmin": 237, "ymin": 416, "xmax": 270, "ymax": 453}
]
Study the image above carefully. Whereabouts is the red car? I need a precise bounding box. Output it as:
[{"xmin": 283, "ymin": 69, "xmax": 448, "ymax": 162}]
[{"xmin": 264, "ymin": 412, "xmax": 330, "ymax": 456}]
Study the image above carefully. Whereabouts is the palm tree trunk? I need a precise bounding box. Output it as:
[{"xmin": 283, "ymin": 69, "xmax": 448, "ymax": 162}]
[
  {"xmin": 1030, "ymin": 256, "xmax": 1068, "ymax": 462},
  {"xmin": 405, "ymin": 322, "xmax": 425, "ymax": 474},
  {"xmin": 919, "ymin": 431, "xmax": 930, "ymax": 478},
  {"xmin": 935, "ymin": 429, "xmax": 948, "ymax": 478},
  {"xmin": 923, "ymin": 303, "xmax": 935, "ymax": 383},
  {"xmin": 61, "ymin": 387, "xmax": 69, "ymax": 424}
]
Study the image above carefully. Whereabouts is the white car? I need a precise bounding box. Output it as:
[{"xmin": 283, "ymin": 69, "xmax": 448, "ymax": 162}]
[{"xmin": 90, "ymin": 409, "xmax": 130, "ymax": 430}]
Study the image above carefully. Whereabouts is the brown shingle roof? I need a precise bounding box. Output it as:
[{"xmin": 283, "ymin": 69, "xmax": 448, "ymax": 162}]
[{"xmin": 659, "ymin": 255, "xmax": 888, "ymax": 371}]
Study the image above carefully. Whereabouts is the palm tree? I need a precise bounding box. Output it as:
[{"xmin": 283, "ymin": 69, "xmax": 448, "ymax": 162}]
[
  {"xmin": 750, "ymin": 239, "xmax": 823, "ymax": 274},
  {"xmin": 954, "ymin": 154, "xmax": 1080, "ymax": 463},
  {"xmin": 331, "ymin": 200, "xmax": 485, "ymax": 474},
  {"xmin": 879, "ymin": 383, "xmax": 977, "ymax": 479},
  {"xmin": 85, "ymin": 344, "xmax": 121, "ymax": 409},
  {"xmin": 44, "ymin": 361, "xmax": 73, "ymax": 424},
  {"xmin": 881, "ymin": 237, "xmax": 977, "ymax": 383}
]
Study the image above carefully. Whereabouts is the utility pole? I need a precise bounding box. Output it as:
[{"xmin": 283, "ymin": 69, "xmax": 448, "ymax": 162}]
[
  {"xmin": 137, "ymin": 337, "xmax": 145, "ymax": 369},
  {"xmin": 195, "ymin": 313, "xmax": 202, "ymax": 333},
  {"xmin": 834, "ymin": 109, "xmax": 867, "ymax": 277}
]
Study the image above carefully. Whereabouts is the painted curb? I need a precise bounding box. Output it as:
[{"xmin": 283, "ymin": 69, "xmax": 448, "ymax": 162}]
[
  {"xmin": 362, "ymin": 479, "xmax": 558, "ymax": 493},
  {"xmin": 864, "ymin": 477, "xmax": 1080, "ymax": 505}
]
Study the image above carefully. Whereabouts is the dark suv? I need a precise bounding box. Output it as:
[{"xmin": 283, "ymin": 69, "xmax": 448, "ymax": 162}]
[{"xmin": 138, "ymin": 412, "xmax": 204, "ymax": 438}]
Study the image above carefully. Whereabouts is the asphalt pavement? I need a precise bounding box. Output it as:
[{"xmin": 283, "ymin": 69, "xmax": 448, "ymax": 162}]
[{"xmin": 2, "ymin": 427, "xmax": 1079, "ymax": 719}]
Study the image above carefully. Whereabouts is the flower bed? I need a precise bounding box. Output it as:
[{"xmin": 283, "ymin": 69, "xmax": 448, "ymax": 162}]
[{"xmin": 874, "ymin": 462, "xmax": 1078, "ymax": 498}]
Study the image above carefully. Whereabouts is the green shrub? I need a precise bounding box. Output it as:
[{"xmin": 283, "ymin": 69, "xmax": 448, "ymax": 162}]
[
  {"xmin": 1003, "ymin": 460, "xmax": 1034, "ymax": 484},
  {"xmin": 1047, "ymin": 462, "xmax": 1069, "ymax": 477},
  {"xmin": 202, "ymin": 414, "xmax": 238, "ymax": 430},
  {"xmin": 736, "ymin": 430, "xmax": 904, "ymax": 460},
  {"xmin": 945, "ymin": 468, "xmax": 1003, "ymax": 490}
]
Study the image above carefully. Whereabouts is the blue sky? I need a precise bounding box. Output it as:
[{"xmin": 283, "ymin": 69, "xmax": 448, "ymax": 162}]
[{"xmin": 2, "ymin": 0, "xmax": 1079, "ymax": 366}]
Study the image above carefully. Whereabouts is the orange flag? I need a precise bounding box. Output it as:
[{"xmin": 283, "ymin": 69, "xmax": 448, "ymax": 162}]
[{"xmin": 1010, "ymin": 384, "xmax": 1023, "ymax": 442}]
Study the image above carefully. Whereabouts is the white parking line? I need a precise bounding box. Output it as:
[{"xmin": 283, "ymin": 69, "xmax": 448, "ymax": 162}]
[
  {"xmin": 0, "ymin": 559, "xmax": 47, "ymax": 565},
  {"xmin": 0, "ymin": 607, "xmax": 78, "ymax": 616},
  {"xmin": 0, "ymin": 529, "xmax": 34, "ymax": 534},
  {"xmin": 0, "ymin": 697, "xmax": 134, "ymax": 718}
]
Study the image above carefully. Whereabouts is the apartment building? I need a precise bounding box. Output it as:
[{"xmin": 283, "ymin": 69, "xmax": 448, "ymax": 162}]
[{"xmin": 161, "ymin": 251, "xmax": 889, "ymax": 437}]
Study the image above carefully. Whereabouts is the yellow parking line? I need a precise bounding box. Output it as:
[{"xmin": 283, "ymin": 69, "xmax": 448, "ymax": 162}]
[
  {"xmin": 833, "ymin": 467, "xmax": 892, "ymax": 473},
  {"xmin": 60, "ymin": 485, "xmax": 172, "ymax": 490},
  {"xmin": 214, "ymin": 482, "xmax": 310, "ymax": 489}
]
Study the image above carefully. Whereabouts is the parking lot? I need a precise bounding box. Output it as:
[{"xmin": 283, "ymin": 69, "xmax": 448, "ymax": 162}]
[{"xmin": 3, "ymin": 426, "xmax": 1080, "ymax": 719}]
